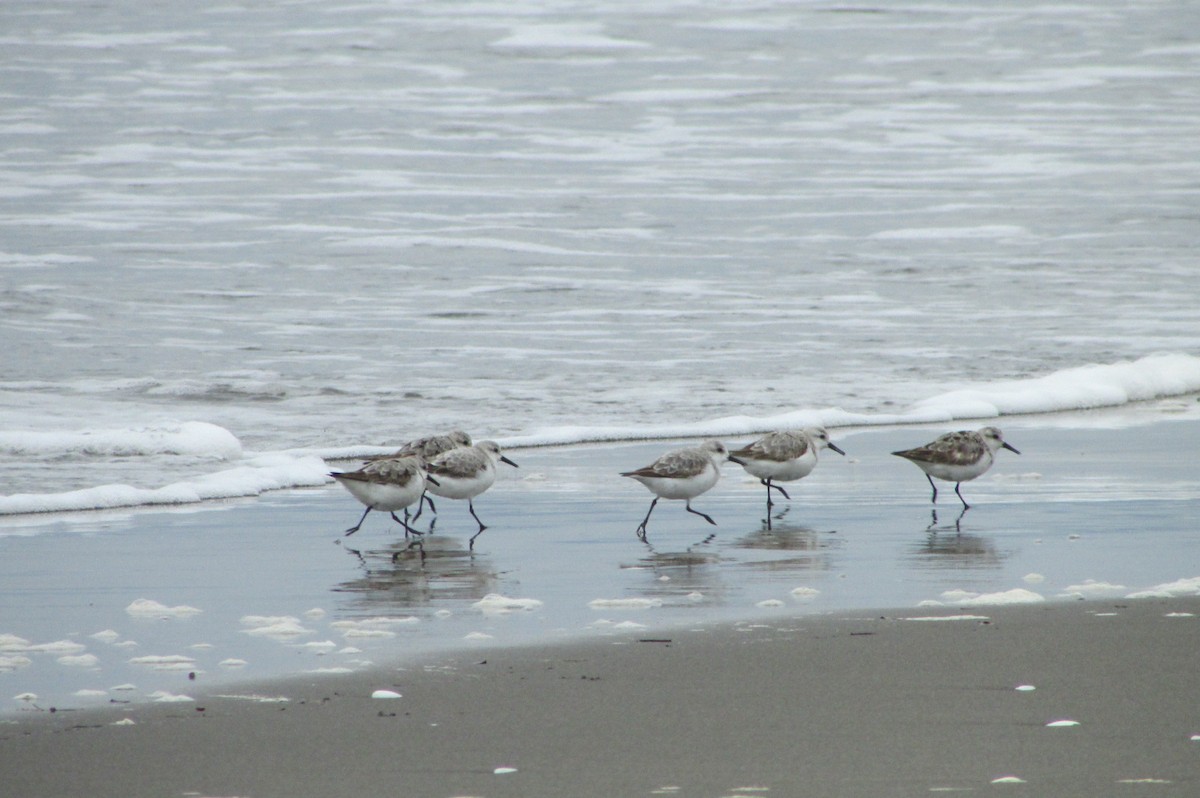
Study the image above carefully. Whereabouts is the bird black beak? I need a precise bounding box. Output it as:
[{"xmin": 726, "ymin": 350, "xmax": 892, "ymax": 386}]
[
  {"xmin": 501, "ymin": 456, "xmax": 519, "ymax": 468},
  {"xmin": 728, "ymin": 455, "xmax": 746, "ymax": 465},
  {"xmin": 426, "ymin": 474, "xmax": 441, "ymax": 487},
  {"xmin": 1002, "ymin": 442, "xmax": 1021, "ymax": 454},
  {"xmin": 828, "ymin": 442, "xmax": 846, "ymax": 456}
]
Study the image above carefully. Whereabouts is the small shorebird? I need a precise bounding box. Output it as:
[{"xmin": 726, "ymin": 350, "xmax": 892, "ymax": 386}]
[
  {"xmin": 621, "ymin": 440, "xmax": 743, "ymax": 541},
  {"xmin": 365, "ymin": 429, "xmax": 472, "ymax": 462},
  {"xmin": 731, "ymin": 427, "xmax": 845, "ymax": 511},
  {"xmin": 424, "ymin": 440, "xmax": 518, "ymax": 549},
  {"xmin": 330, "ymin": 456, "xmax": 437, "ymax": 537},
  {"xmin": 892, "ymin": 426, "xmax": 1020, "ymax": 508},
  {"xmin": 364, "ymin": 429, "xmax": 472, "ymax": 519}
]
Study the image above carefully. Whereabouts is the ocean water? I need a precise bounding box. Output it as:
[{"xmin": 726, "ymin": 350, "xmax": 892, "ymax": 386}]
[{"xmin": 3, "ymin": 0, "xmax": 1200, "ymax": 512}]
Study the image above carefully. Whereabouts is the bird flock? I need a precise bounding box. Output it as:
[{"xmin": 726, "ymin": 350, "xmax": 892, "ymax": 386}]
[{"xmin": 331, "ymin": 426, "xmax": 1020, "ymax": 548}]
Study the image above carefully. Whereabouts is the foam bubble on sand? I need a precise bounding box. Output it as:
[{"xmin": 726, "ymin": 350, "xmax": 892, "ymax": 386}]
[
  {"xmin": 493, "ymin": 766, "xmax": 518, "ymax": 775},
  {"xmin": 991, "ymin": 776, "xmax": 1027, "ymax": 784},
  {"xmin": 371, "ymin": 689, "xmax": 402, "ymax": 699},
  {"xmin": 57, "ymin": 653, "xmax": 99, "ymax": 668},
  {"xmin": 73, "ymin": 689, "xmax": 108, "ymax": 698},
  {"xmin": 330, "ymin": 617, "xmax": 419, "ymax": 638},
  {"xmin": 148, "ymin": 690, "xmax": 193, "ymax": 703},
  {"xmin": 1125, "ymin": 576, "xmax": 1200, "ymax": 599},
  {"xmin": 219, "ymin": 658, "xmax": 248, "ymax": 668},
  {"xmin": 464, "ymin": 632, "xmax": 495, "ymax": 641},
  {"xmin": 936, "ymin": 588, "xmax": 1045, "ymax": 607},
  {"xmin": 790, "ymin": 587, "xmax": 820, "ymax": 600},
  {"xmin": 240, "ymin": 615, "xmax": 313, "ymax": 639},
  {"xmin": 611, "ymin": 621, "xmax": 648, "ymax": 631},
  {"xmin": 90, "ymin": 629, "xmax": 120, "ymax": 643},
  {"xmin": 110, "ymin": 718, "xmax": 136, "ymax": 726},
  {"xmin": 1059, "ymin": 581, "xmax": 1127, "ymax": 599},
  {"xmin": 214, "ymin": 693, "xmax": 289, "ymax": 703},
  {"xmin": 13, "ymin": 692, "xmax": 37, "ymax": 702},
  {"xmin": 128, "ymin": 654, "xmax": 195, "ymax": 671},
  {"xmin": 125, "ymin": 599, "xmax": 202, "ymax": 619},
  {"xmin": 901, "ymin": 615, "xmax": 991, "ymax": 622},
  {"xmin": 1023, "ymin": 573, "xmax": 1046, "ymax": 584},
  {"xmin": 0, "ymin": 634, "xmax": 31, "ymax": 651},
  {"xmin": 300, "ymin": 640, "xmax": 338, "ymax": 653},
  {"xmin": 1046, "ymin": 719, "xmax": 1081, "ymax": 727},
  {"xmin": 27, "ymin": 640, "xmax": 86, "ymax": 655},
  {"xmin": 1015, "ymin": 685, "xmax": 1037, "ymax": 692},
  {"xmin": 756, "ymin": 599, "xmax": 785, "ymax": 608},
  {"xmin": 471, "ymin": 594, "xmax": 545, "ymax": 614},
  {"xmin": 588, "ymin": 598, "xmax": 663, "ymax": 610},
  {"xmin": 0, "ymin": 655, "xmax": 32, "ymax": 672}
]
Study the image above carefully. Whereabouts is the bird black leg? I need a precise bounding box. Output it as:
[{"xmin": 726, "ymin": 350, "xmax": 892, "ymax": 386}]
[
  {"xmin": 343, "ymin": 506, "xmax": 372, "ymax": 536},
  {"xmin": 953, "ymin": 482, "xmax": 970, "ymax": 509},
  {"xmin": 635, "ymin": 498, "xmax": 658, "ymax": 541},
  {"xmin": 411, "ymin": 491, "xmax": 436, "ymax": 522},
  {"xmin": 926, "ymin": 474, "xmax": 939, "ymax": 504},
  {"xmin": 390, "ymin": 511, "xmax": 423, "ymax": 539},
  {"xmin": 686, "ymin": 501, "xmax": 717, "ymax": 526},
  {"xmin": 468, "ymin": 500, "xmax": 488, "ymax": 532},
  {"xmin": 764, "ymin": 479, "xmax": 791, "ymax": 501}
]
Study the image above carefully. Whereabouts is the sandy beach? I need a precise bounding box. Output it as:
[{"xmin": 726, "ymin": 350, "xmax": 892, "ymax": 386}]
[
  {"xmin": 1, "ymin": 413, "xmax": 1199, "ymax": 796},
  {"xmin": 3, "ymin": 596, "xmax": 1199, "ymax": 797}
]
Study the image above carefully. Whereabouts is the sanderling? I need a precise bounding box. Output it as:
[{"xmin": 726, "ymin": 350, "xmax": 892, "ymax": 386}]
[
  {"xmin": 731, "ymin": 427, "xmax": 845, "ymax": 511},
  {"xmin": 366, "ymin": 429, "xmax": 472, "ymax": 462},
  {"xmin": 365, "ymin": 429, "xmax": 472, "ymax": 519},
  {"xmin": 892, "ymin": 426, "xmax": 1020, "ymax": 508},
  {"xmin": 424, "ymin": 440, "xmax": 518, "ymax": 549},
  {"xmin": 621, "ymin": 440, "xmax": 743, "ymax": 541},
  {"xmin": 330, "ymin": 456, "xmax": 438, "ymax": 537}
]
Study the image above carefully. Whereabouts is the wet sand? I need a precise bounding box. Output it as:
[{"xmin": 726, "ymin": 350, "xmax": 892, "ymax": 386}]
[
  {"xmin": 3, "ymin": 596, "xmax": 1198, "ymax": 797},
  {"xmin": 2, "ymin": 413, "xmax": 1199, "ymax": 795}
]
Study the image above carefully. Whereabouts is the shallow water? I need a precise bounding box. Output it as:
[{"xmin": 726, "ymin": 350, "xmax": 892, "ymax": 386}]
[
  {"xmin": 2, "ymin": 414, "xmax": 1198, "ymax": 713},
  {"xmin": 3, "ymin": 0, "xmax": 1200, "ymax": 505}
]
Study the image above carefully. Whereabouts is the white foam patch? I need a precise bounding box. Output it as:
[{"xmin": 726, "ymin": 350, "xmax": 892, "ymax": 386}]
[
  {"xmin": 1125, "ymin": 576, "xmax": 1200, "ymax": 599},
  {"xmin": 901, "ymin": 615, "xmax": 990, "ymax": 622},
  {"xmin": 219, "ymin": 658, "xmax": 248, "ymax": 668},
  {"xmin": 756, "ymin": 599, "xmax": 785, "ymax": 608},
  {"xmin": 240, "ymin": 615, "xmax": 314, "ymax": 639},
  {"xmin": 1059, "ymin": 580, "xmax": 1127, "ymax": 598},
  {"xmin": 472, "ymin": 594, "xmax": 544, "ymax": 614},
  {"xmin": 991, "ymin": 776, "xmax": 1026, "ymax": 784},
  {"xmin": 0, "ymin": 634, "xmax": 31, "ymax": 651},
  {"xmin": 1045, "ymin": 719, "xmax": 1080, "ymax": 727},
  {"xmin": 464, "ymin": 632, "xmax": 495, "ymax": 641},
  {"xmin": 588, "ymin": 598, "xmax": 663, "ymax": 610},
  {"xmin": 148, "ymin": 690, "xmax": 193, "ymax": 703},
  {"xmin": 26, "ymin": 640, "xmax": 87, "ymax": 655},
  {"xmin": 0, "ymin": 453, "xmax": 330, "ymax": 515},
  {"xmin": 936, "ymin": 588, "xmax": 1045, "ymax": 607},
  {"xmin": 128, "ymin": 654, "xmax": 195, "ymax": 671},
  {"xmin": 90, "ymin": 629, "xmax": 121, "ymax": 643},
  {"xmin": 0, "ymin": 421, "xmax": 241, "ymax": 459},
  {"xmin": 125, "ymin": 599, "xmax": 202, "ymax": 618},
  {"xmin": 789, "ymin": 587, "xmax": 820, "ymax": 600},
  {"xmin": 0, "ymin": 654, "xmax": 32, "ymax": 671},
  {"xmin": 371, "ymin": 689, "xmax": 402, "ymax": 699},
  {"xmin": 57, "ymin": 653, "xmax": 99, "ymax": 668},
  {"xmin": 73, "ymin": 689, "xmax": 108, "ymax": 698}
]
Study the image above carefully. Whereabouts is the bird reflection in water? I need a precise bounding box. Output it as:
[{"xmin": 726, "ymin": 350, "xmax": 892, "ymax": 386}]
[
  {"xmin": 336, "ymin": 536, "xmax": 500, "ymax": 612},
  {"xmin": 732, "ymin": 519, "xmax": 837, "ymax": 577},
  {"xmin": 620, "ymin": 533, "xmax": 729, "ymax": 605},
  {"xmin": 912, "ymin": 509, "xmax": 1003, "ymax": 569}
]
